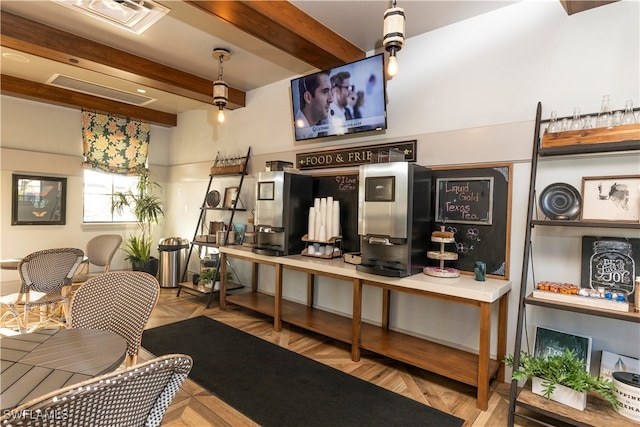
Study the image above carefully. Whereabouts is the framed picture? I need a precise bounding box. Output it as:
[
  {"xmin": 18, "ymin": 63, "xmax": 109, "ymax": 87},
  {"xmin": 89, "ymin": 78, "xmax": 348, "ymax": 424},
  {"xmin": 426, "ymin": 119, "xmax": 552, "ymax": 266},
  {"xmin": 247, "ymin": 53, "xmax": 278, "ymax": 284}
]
[
  {"xmin": 534, "ymin": 326, "xmax": 592, "ymax": 371},
  {"xmin": 223, "ymin": 186, "xmax": 239, "ymax": 208},
  {"xmin": 581, "ymin": 235, "xmax": 639, "ymax": 301},
  {"xmin": 12, "ymin": 174, "xmax": 67, "ymax": 225},
  {"xmin": 581, "ymin": 175, "xmax": 640, "ymax": 223}
]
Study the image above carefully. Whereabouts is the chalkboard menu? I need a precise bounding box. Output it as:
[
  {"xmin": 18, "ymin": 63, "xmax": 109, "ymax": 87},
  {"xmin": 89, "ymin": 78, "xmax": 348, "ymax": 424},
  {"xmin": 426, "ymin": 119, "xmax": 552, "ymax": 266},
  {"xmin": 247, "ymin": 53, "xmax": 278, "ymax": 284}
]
[
  {"xmin": 312, "ymin": 173, "xmax": 360, "ymax": 253},
  {"xmin": 435, "ymin": 177, "xmax": 494, "ymax": 225},
  {"xmin": 430, "ymin": 164, "xmax": 512, "ymax": 279}
]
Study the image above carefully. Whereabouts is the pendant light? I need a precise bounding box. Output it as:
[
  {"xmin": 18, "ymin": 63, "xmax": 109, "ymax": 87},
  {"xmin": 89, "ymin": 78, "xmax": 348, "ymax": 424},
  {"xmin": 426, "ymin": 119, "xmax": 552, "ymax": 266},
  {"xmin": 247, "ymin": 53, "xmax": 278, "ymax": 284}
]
[
  {"xmin": 213, "ymin": 48, "xmax": 231, "ymax": 123},
  {"xmin": 383, "ymin": 1, "xmax": 405, "ymax": 77}
]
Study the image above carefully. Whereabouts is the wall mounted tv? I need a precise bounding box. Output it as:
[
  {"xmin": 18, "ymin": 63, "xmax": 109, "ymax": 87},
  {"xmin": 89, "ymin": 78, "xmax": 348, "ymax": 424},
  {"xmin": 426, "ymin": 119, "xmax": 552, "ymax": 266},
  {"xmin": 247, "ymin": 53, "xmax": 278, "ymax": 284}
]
[{"xmin": 291, "ymin": 53, "xmax": 387, "ymax": 142}]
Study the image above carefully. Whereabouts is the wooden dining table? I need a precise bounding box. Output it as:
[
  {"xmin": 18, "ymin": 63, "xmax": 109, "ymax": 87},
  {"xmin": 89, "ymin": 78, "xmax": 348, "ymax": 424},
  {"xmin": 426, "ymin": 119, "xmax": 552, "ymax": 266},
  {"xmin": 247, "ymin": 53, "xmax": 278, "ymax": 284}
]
[{"xmin": 0, "ymin": 328, "xmax": 127, "ymax": 410}]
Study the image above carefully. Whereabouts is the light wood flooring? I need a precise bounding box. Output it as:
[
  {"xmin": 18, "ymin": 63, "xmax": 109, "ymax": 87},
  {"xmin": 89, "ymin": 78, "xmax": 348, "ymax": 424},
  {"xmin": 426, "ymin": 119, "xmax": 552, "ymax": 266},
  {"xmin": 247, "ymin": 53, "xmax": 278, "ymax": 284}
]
[{"xmin": 142, "ymin": 288, "xmax": 556, "ymax": 427}]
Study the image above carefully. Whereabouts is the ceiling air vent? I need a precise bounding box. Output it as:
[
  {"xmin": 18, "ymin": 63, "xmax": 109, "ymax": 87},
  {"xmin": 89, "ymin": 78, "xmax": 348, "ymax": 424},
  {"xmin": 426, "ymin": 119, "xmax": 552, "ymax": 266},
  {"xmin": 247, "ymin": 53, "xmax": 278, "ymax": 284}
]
[
  {"xmin": 47, "ymin": 74, "xmax": 155, "ymax": 106},
  {"xmin": 52, "ymin": 0, "xmax": 170, "ymax": 34}
]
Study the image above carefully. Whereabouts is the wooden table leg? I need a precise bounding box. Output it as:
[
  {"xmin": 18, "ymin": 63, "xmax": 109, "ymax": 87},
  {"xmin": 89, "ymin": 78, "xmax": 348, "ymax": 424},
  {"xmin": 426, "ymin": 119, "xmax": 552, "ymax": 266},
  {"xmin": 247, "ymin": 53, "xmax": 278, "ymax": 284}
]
[
  {"xmin": 477, "ymin": 301, "xmax": 491, "ymax": 411},
  {"xmin": 381, "ymin": 289, "xmax": 390, "ymax": 330},
  {"xmin": 496, "ymin": 293, "xmax": 509, "ymax": 382},
  {"xmin": 307, "ymin": 273, "xmax": 315, "ymax": 308},
  {"xmin": 251, "ymin": 261, "xmax": 258, "ymax": 292},
  {"xmin": 351, "ymin": 278, "xmax": 361, "ymax": 361},
  {"xmin": 219, "ymin": 253, "xmax": 228, "ymax": 310},
  {"xmin": 274, "ymin": 264, "xmax": 283, "ymax": 332}
]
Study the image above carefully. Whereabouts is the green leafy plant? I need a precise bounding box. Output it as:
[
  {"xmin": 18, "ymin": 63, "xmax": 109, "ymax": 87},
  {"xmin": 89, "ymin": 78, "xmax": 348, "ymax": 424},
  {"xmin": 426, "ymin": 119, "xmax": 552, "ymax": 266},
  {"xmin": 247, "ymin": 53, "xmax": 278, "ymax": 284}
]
[
  {"xmin": 200, "ymin": 268, "xmax": 218, "ymax": 285},
  {"xmin": 505, "ymin": 349, "xmax": 618, "ymax": 408},
  {"xmin": 111, "ymin": 169, "xmax": 164, "ymax": 265}
]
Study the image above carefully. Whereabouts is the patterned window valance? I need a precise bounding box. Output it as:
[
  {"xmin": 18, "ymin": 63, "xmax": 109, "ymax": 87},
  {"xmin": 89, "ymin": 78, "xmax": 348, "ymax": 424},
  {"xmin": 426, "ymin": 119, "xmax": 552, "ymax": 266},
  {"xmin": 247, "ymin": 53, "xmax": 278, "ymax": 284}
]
[{"xmin": 81, "ymin": 110, "xmax": 150, "ymax": 175}]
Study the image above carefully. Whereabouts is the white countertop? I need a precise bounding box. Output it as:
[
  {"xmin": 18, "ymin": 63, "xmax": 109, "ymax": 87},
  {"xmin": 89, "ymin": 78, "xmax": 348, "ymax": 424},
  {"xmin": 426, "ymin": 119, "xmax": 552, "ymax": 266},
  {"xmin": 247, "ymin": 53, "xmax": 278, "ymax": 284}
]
[{"xmin": 220, "ymin": 246, "xmax": 511, "ymax": 303}]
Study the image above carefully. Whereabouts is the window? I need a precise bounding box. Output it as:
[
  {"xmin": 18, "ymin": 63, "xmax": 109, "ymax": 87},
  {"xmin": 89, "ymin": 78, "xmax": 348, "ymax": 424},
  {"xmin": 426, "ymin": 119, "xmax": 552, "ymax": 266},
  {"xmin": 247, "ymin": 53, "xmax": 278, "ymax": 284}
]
[{"xmin": 83, "ymin": 169, "xmax": 138, "ymax": 223}]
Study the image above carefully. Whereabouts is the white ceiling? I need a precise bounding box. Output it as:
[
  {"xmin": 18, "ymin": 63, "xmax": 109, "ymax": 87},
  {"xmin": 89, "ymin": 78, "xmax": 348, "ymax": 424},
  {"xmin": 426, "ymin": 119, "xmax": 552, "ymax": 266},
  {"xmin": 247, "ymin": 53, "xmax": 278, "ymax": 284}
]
[{"xmin": 0, "ymin": 0, "xmax": 518, "ymax": 115}]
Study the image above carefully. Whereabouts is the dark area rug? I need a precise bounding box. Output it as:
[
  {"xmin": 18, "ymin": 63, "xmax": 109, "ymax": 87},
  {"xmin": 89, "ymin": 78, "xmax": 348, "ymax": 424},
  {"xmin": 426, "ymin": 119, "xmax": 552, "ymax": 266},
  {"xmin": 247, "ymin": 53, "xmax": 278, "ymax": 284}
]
[{"xmin": 142, "ymin": 315, "xmax": 464, "ymax": 427}]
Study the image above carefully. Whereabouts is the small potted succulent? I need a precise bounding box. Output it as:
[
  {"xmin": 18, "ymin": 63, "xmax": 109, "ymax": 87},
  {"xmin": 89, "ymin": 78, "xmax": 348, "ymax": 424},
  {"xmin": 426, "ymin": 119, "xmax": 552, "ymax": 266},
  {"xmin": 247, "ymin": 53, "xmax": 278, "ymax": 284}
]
[{"xmin": 505, "ymin": 349, "xmax": 618, "ymax": 410}]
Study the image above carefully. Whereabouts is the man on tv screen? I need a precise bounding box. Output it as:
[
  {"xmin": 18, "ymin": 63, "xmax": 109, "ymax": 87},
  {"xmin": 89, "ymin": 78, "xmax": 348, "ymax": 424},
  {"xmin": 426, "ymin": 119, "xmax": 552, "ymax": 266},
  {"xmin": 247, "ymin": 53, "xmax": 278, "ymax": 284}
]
[
  {"xmin": 328, "ymin": 71, "xmax": 354, "ymax": 136},
  {"xmin": 294, "ymin": 71, "xmax": 332, "ymax": 140}
]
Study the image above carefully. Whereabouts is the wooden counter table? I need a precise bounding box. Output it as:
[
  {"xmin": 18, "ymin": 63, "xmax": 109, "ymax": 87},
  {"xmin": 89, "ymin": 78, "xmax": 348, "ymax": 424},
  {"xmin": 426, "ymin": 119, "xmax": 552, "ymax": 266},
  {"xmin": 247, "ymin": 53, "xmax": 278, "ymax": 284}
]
[{"xmin": 219, "ymin": 245, "xmax": 511, "ymax": 411}]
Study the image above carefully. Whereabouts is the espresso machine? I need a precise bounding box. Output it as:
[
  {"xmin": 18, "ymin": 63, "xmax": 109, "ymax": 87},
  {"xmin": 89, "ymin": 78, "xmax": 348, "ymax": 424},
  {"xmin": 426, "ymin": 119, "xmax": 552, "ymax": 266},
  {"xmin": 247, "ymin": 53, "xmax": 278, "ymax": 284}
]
[
  {"xmin": 253, "ymin": 171, "xmax": 313, "ymax": 256},
  {"xmin": 356, "ymin": 162, "xmax": 432, "ymax": 277}
]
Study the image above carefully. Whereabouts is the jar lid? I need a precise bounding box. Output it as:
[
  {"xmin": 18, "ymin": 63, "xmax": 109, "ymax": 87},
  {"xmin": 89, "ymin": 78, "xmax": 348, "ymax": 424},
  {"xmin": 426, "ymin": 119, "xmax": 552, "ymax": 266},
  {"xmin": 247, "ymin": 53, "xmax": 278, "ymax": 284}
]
[{"xmin": 613, "ymin": 371, "xmax": 640, "ymax": 388}]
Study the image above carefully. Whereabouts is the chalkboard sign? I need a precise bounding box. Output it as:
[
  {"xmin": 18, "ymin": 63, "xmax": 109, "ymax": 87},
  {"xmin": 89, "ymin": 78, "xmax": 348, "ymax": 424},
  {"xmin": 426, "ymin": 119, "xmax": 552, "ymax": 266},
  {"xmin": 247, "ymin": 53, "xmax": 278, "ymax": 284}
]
[
  {"xmin": 312, "ymin": 173, "xmax": 360, "ymax": 253},
  {"xmin": 430, "ymin": 164, "xmax": 512, "ymax": 279},
  {"xmin": 435, "ymin": 177, "xmax": 494, "ymax": 225}
]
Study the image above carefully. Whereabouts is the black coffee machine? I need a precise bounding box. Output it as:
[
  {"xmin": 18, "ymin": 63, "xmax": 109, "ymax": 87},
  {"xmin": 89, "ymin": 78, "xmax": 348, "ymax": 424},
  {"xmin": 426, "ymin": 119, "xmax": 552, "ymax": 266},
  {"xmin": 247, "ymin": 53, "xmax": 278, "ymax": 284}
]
[
  {"xmin": 356, "ymin": 162, "xmax": 432, "ymax": 277},
  {"xmin": 253, "ymin": 171, "xmax": 313, "ymax": 256}
]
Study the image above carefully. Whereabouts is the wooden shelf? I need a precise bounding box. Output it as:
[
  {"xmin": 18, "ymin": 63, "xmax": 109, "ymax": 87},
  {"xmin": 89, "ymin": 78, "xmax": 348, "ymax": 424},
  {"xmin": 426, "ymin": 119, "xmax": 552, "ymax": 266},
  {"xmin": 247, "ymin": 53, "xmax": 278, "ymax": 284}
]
[
  {"xmin": 531, "ymin": 219, "xmax": 640, "ymax": 229},
  {"xmin": 525, "ymin": 294, "xmax": 640, "ymax": 323},
  {"xmin": 226, "ymin": 291, "xmax": 276, "ymax": 317},
  {"xmin": 179, "ymin": 281, "xmax": 243, "ymax": 296},
  {"xmin": 360, "ymin": 323, "xmax": 500, "ymax": 387},
  {"xmin": 178, "ymin": 281, "xmax": 214, "ymax": 295},
  {"xmin": 281, "ymin": 301, "xmax": 353, "ymax": 344},
  {"xmin": 225, "ymin": 292, "xmax": 353, "ymax": 344},
  {"xmin": 540, "ymin": 123, "xmax": 640, "ymax": 156},
  {"xmin": 201, "ymin": 207, "xmax": 247, "ymax": 212},
  {"xmin": 515, "ymin": 383, "xmax": 635, "ymax": 427}
]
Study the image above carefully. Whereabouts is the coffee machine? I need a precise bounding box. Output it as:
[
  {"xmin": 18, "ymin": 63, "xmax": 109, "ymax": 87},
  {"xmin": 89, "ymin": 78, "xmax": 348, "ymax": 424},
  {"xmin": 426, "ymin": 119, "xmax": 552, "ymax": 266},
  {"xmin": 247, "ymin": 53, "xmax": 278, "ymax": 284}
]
[
  {"xmin": 253, "ymin": 171, "xmax": 313, "ymax": 256},
  {"xmin": 356, "ymin": 162, "xmax": 432, "ymax": 277}
]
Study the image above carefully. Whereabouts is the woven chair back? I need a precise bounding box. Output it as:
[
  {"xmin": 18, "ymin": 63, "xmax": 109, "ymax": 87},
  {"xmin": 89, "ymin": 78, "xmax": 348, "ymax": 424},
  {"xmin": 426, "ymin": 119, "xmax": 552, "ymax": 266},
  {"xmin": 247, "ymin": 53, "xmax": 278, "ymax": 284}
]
[{"xmin": 70, "ymin": 271, "xmax": 160, "ymax": 359}]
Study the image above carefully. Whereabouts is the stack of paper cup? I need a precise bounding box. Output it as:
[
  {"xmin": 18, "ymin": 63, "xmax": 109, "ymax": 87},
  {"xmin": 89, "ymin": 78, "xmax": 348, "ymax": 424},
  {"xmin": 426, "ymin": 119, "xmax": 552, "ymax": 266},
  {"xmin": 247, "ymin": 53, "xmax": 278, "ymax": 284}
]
[{"xmin": 307, "ymin": 197, "xmax": 340, "ymax": 242}]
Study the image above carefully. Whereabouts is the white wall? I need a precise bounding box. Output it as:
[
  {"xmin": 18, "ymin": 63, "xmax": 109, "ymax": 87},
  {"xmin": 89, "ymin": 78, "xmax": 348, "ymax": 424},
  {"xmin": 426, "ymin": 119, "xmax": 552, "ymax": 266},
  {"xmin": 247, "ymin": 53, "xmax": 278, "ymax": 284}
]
[
  {"xmin": 2, "ymin": 0, "xmax": 639, "ymax": 369},
  {"xmin": 0, "ymin": 99, "xmax": 172, "ymax": 286}
]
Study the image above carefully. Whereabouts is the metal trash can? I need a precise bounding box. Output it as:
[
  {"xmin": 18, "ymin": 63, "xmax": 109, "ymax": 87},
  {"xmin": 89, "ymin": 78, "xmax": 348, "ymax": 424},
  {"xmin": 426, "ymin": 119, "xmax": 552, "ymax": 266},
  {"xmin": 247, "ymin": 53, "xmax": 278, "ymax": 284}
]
[{"xmin": 158, "ymin": 237, "xmax": 189, "ymax": 288}]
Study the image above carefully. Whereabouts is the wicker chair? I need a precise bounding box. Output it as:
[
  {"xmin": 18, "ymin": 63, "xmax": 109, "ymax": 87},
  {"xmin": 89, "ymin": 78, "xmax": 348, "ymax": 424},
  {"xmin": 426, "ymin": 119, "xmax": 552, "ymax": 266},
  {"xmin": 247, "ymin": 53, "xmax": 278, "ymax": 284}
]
[
  {"xmin": 0, "ymin": 248, "xmax": 84, "ymax": 333},
  {"xmin": 72, "ymin": 234, "xmax": 123, "ymax": 283},
  {"xmin": 69, "ymin": 271, "xmax": 160, "ymax": 366},
  {"xmin": 0, "ymin": 353, "xmax": 192, "ymax": 427}
]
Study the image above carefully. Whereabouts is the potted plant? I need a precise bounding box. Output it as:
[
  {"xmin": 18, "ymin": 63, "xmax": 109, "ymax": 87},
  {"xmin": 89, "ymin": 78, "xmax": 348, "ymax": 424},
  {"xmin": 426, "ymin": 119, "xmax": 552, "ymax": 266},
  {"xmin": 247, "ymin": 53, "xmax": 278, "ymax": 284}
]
[
  {"xmin": 505, "ymin": 349, "xmax": 619, "ymax": 410},
  {"xmin": 112, "ymin": 169, "xmax": 164, "ymax": 275}
]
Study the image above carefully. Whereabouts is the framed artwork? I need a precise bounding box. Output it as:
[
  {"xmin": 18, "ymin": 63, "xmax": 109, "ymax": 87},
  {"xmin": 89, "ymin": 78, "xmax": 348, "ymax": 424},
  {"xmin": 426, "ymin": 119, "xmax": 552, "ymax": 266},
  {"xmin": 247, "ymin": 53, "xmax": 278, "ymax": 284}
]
[
  {"xmin": 581, "ymin": 235, "xmax": 638, "ymax": 302},
  {"xmin": 12, "ymin": 174, "xmax": 67, "ymax": 225},
  {"xmin": 580, "ymin": 175, "xmax": 640, "ymax": 223},
  {"xmin": 534, "ymin": 326, "xmax": 592, "ymax": 371},
  {"xmin": 223, "ymin": 187, "xmax": 239, "ymax": 208}
]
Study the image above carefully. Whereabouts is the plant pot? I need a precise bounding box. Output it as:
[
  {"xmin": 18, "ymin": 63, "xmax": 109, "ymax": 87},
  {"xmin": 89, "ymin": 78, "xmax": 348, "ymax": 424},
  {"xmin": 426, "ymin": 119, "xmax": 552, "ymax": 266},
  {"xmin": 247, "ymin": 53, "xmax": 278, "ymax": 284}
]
[
  {"xmin": 132, "ymin": 257, "xmax": 159, "ymax": 277},
  {"xmin": 532, "ymin": 377, "xmax": 587, "ymax": 411}
]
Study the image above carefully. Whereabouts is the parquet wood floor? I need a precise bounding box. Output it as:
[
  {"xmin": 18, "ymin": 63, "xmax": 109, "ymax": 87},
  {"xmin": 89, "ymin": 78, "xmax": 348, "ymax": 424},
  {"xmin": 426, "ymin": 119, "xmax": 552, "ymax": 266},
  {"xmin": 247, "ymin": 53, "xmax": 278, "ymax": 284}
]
[{"xmin": 143, "ymin": 288, "xmax": 542, "ymax": 427}]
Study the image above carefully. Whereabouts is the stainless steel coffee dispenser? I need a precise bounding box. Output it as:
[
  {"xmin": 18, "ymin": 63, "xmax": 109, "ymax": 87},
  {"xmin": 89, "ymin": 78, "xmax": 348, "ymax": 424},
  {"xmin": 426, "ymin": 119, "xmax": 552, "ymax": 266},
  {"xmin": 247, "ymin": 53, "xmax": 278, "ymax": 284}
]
[
  {"xmin": 356, "ymin": 162, "xmax": 432, "ymax": 277},
  {"xmin": 253, "ymin": 171, "xmax": 313, "ymax": 256}
]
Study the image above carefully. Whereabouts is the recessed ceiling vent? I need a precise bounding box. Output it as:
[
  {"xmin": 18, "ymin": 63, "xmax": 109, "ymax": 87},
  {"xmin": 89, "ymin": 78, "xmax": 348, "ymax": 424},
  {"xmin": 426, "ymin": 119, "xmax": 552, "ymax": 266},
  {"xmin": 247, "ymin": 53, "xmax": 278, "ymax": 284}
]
[
  {"xmin": 47, "ymin": 74, "xmax": 155, "ymax": 106},
  {"xmin": 52, "ymin": 0, "xmax": 170, "ymax": 34}
]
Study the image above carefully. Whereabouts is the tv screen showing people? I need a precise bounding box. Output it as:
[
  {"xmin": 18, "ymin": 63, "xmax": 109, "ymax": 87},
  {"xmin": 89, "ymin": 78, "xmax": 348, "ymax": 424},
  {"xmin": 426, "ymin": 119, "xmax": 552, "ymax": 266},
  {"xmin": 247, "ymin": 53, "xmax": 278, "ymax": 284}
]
[{"xmin": 291, "ymin": 54, "xmax": 387, "ymax": 142}]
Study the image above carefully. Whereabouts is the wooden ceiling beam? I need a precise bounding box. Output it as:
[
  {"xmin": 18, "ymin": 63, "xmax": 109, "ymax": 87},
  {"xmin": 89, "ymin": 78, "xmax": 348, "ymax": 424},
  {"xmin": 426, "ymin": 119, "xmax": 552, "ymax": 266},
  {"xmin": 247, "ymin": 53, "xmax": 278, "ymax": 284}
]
[
  {"xmin": 186, "ymin": 1, "xmax": 365, "ymax": 70},
  {"xmin": 559, "ymin": 0, "xmax": 619, "ymax": 15},
  {"xmin": 0, "ymin": 10, "xmax": 245, "ymax": 110},
  {"xmin": 1, "ymin": 74, "xmax": 178, "ymax": 127}
]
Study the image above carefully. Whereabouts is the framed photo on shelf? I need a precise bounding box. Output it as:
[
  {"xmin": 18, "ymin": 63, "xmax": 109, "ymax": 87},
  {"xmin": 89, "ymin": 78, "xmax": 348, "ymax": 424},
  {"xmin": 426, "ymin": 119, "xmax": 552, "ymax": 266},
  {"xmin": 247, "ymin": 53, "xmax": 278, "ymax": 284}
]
[
  {"xmin": 581, "ymin": 235, "xmax": 639, "ymax": 302},
  {"xmin": 223, "ymin": 186, "xmax": 239, "ymax": 208},
  {"xmin": 534, "ymin": 326, "xmax": 592, "ymax": 371},
  {"xmin": 580, "ymin": 175, "xmax": 640, "ymax": 223},
  {"xmin": 11, "ymin": 174, "xmax": 67, "ymax": 225}
]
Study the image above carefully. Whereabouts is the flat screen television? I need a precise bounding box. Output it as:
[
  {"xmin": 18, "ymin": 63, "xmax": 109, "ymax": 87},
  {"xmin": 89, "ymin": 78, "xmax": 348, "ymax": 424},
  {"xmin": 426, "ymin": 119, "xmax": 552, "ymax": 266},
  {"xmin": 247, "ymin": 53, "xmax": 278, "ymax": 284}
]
[{"xmin": 291, "ymin": 53, "xmax": 387, "ymax": 142}]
